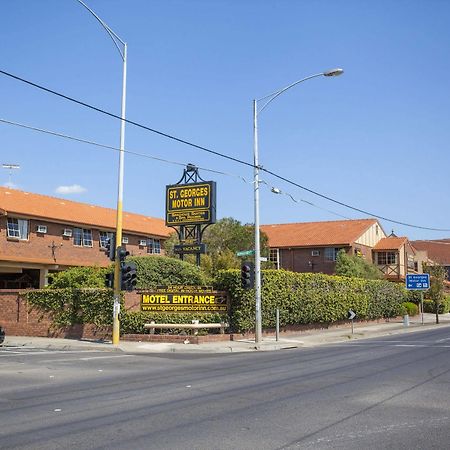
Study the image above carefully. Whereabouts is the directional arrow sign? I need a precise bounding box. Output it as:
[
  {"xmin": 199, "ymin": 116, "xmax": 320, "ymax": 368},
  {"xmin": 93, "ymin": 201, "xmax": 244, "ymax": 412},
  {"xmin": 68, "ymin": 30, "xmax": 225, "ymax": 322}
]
[
  {"xmin": 406, "ymin": 273, "xmax": 430, "ymax": 291},
  {"xmin": 347, "ymin": 309, "xmax": 356, "ymax": 320}
]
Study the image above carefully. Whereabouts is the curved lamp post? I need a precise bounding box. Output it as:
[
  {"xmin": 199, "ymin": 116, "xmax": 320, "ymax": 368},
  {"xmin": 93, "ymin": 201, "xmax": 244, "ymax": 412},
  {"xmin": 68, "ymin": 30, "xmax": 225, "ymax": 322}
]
[
  {"xmin": 253, "ymin": 68, "xmax": 343, "ymax": 344},
  {"xmin": 76, "ymin": 0, "xmax": 127, "ymax": 345}
]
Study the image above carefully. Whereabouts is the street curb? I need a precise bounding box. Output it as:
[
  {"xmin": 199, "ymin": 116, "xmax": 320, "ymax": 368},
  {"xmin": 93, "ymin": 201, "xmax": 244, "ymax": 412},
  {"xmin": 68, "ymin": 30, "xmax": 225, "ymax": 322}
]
[{"xmin": 3, "ymin": 320, "xmax": 450, "ymax": 354}]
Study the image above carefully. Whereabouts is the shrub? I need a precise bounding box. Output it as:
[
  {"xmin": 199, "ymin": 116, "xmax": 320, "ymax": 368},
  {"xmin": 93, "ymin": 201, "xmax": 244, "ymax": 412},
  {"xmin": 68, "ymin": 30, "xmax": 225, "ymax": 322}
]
[
  {"xmin": 401, "ymin": 302, "xmax": 419, "ymax": 316},
  {"xmin": 335, "ymin": 250, "xmax": 384, "ymax": 280},
  {"xmin": 406, "ymin": 290, "xmax": 422, "ymax": 304},
  {"xmin": 47, "ymin": 266, "xmax": 109, "ymax": 289},
  {"xmin": 423, "ymin": 296, "xmax": 450, "ymax": 314},
  {"xmin": 423, "ymin": 299, "xmax": 435, "ymax": 313},
  {"xmin": 129, "ymin": 256, "xmax": 210, "ymax": 288}
]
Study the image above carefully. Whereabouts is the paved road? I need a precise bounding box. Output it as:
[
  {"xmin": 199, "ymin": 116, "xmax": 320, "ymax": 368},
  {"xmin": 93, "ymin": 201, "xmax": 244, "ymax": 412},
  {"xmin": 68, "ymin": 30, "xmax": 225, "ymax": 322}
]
[{"xmin": 1, "ymin": 327, "xmax": 450, "ymax": 449}]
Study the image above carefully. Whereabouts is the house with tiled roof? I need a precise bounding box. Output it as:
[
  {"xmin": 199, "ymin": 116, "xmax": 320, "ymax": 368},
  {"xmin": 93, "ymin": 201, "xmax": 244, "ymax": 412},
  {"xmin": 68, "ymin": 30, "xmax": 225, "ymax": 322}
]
[
  {"xmin": 372, "ymin": 234, "xmax": 420, "ymax": 281},
  {"xmin": 261, "ymin": 219, "xmax": 386, "ymax": 275},
  {"xmin": 0, "ymin": 187, "xmax": 171, "ymax": 288},
  {"xmin": 411, "ymin": 239, "xmax": 450, "ymax": 280},
  {"xmin": 261, "ymin": 219, "xmax": 424, "ymax": 280}
]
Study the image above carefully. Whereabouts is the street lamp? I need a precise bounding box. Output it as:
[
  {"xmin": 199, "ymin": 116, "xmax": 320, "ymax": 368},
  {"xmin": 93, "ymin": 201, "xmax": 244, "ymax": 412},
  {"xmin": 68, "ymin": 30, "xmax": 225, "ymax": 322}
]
[
  {"xmin": 76, "ymin": 0, "xmax": 127, "ymax": 345},
  {"xmin": 253, "ymin": 68, "xmax": 343, "ymax": 344}
]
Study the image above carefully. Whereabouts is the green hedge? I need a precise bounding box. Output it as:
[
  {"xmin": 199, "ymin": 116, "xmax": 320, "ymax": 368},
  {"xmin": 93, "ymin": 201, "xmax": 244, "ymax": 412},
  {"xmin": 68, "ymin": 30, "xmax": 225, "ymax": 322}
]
[
  {"xmin": 25, "ymin": 288, "xmax": 116, "ymax": 328},
  {"xmin": 25, "ymin": 268, "xmax": 409, "ymax": 335},
  {"xmin": 214, "ymin": 269, "xmax": 406, "ymax": 332},
  {"xmin": 129, "ymin": 256, "xmax": 210, "ymax": 288}
]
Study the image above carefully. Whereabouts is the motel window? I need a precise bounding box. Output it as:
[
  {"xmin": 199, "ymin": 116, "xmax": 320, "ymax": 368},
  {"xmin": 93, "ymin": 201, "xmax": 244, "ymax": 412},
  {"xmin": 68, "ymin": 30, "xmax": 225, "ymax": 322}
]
[
  {"xmin": 147, "ymin": 238, "xmax": 161, "ymax": 254},
  {"xmin": 376, "ymin": 252, "xmax": 397, "ymax": 265},
  {"xmin": 99, "ymin": 231, "xmax": 114, "ymax": 249},
  {"xmin": 7, "ymin": 218, "xmax": 29, "ymax": 240},
  {"xmin": 325, "ymin": 247, "xmax": 342, "ymax": 262},
  {"xmin": 269, "ymin": 249, "xmax": 280, "ymax": 269},
  {"xmin": 73, "ymin": 228, "xmax": 93, "ymax": 247}
]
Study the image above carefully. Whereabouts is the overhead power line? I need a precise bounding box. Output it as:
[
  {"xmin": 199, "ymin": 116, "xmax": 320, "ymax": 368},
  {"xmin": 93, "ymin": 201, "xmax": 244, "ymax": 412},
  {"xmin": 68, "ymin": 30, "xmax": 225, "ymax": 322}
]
[
  {"xmin": 0, "ymin": 118, "xmax": 247, "ymax": 182},
  {"xmin": 261, "ymin": 168, "xmax": 450, "ymax": 232},
  {"xmin": 1, "ymin": 68, "xmax": 449, "ymax": 232},
  {"xmin": 0, "ymin": 117, "xmax": 351, "ymax": 220},
  {"xmin": 0, "ymin": 69, "xmax": 254, "ymax": 169}
]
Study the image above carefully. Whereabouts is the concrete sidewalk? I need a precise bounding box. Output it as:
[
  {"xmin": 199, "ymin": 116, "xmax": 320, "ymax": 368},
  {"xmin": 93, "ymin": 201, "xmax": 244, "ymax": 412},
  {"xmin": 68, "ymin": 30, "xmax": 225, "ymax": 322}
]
[{"xmin": 3, "ymin": 313, "xmax": 450, "ymax": 354}]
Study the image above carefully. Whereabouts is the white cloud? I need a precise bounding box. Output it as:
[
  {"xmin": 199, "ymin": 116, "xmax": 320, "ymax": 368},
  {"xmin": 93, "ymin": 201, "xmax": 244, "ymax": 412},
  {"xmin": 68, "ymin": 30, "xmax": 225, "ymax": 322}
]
[
  {"xmin": 3, "ymin": 181, "xmax": 18, "ymax": 189},
  {"xmin": 55, "ymin": 184, "xmax": 87, "ymax": 195}
]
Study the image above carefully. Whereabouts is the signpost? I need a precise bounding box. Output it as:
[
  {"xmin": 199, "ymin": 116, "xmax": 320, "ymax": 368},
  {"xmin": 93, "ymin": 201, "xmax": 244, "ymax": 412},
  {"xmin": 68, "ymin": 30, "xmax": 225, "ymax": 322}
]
[
  {"xmin": 406, "ymin": 273, "xmax": 430, "ymax": 325},
  {"xmin": 236, "ymin": 250, "xmax": 255, "ymax": 257},
  {"xmin": 174, "ymin": 243, "xmax": 207, "ymax": 255},
  {"xmin": 166, "ymin": 181, "xmax": 216, "ymax": 226},
  {"xmin": 166, "ymin": 165, "xmax": 217, "ymax": 265},
  {"xmin": 406, "ymin": 273, "xmax": 430, "ymax": 290},
  {"xmin": 348, "ymin": 309, "xmax": 356, "ymax": 334}
]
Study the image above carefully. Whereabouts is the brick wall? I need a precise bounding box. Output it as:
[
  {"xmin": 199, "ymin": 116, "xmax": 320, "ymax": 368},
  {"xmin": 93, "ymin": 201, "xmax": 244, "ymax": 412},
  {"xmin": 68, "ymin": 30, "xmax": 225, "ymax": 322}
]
[
  {"xmin": 0, "ymin": 290, "xmax": 111, "ymax": 339},
  {"xmin": 0, "ymin": 290, "xmax": 228, "ymax": 342},
  {"xmin": 279, "ymin": 247, "xmax": 350, "ymax": 274},
  {"xmin": 0, "ymin": 216, "xmax": 165, "ymax": 268},
  {"xmin": 278, "ymin": 244, "xmax": 373, "ymax": 275}
]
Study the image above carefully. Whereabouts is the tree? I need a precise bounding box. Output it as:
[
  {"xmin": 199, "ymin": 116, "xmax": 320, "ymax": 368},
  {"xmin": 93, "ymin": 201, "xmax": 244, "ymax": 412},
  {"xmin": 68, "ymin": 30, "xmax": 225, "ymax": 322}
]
[
  {"xmin": 423, "ymin": 263, "xmax": 447, "ymax": 324},
  {"xmin": 164, "ymin": 217, "xmax": 270, "ymax": 276},
  {"xmin": 335, "ymin": 250, "xmax": 384, "ymax": 280}
]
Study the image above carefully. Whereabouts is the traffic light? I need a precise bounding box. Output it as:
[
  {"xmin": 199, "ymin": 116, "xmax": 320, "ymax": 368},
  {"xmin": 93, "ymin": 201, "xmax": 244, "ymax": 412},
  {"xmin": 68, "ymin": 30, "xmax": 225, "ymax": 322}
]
[
  {"xmin": 117, "ymin": 245, "xmax": 129, "ymax": 262},
  {"xmin": 105, "ymin": 235, "xmax": 116, "ymax": 261},
  {"xmin": 105, "ymin": 272, "xmax": 114, "ymax": 289},
  {"xmin": 241, "ymin": 262, "xmax": 255, "ymax": 289},
  {"xmin": 121, "ymin": 262, "xmax": 137, "ymax": 291}
]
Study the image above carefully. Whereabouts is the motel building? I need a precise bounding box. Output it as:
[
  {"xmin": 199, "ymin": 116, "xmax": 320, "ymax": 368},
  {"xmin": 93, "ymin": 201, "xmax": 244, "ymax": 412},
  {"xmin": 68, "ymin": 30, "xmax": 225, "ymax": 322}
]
[
  {"xmin": 0, "ymin": 187, "xmax": 171, "ymax": 289},
  {"xmin": 261, "ymin": 218, "xmax": 427, "ymax": 281}
]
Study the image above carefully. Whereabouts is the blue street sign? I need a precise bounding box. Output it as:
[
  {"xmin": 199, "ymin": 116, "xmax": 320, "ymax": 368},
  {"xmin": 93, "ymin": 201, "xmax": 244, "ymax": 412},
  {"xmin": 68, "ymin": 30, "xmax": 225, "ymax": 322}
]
[{"xmin": 406, "ymin": 274, "xmax": 430, "ymax": 291}]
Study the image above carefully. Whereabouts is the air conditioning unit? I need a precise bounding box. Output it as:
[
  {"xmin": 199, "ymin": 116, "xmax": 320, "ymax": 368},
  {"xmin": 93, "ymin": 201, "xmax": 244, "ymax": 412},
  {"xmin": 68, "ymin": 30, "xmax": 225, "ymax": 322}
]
[
  {"xmin": 311, "ymin": 250, "xmax": 320, "ymax": 257},
  {"xmin": 139, "ymin": 239, "xmax": 147, "ymax": 246},
  {"xmin": 122, "ymin": 237, "xmax": 129, "ymax": 244},
  {"xmin": 37, "ymin": 225, "xmax": 47, "ymax": 234},
  {"xmin": 63, "ymin": 228, "xmax": 72, "ymax": 237}
]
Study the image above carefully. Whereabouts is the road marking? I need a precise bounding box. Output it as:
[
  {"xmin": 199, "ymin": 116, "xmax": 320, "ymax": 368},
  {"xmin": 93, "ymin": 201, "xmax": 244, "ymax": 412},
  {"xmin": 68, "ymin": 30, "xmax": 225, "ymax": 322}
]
[
  {"xmin": 394, "ymin": 344, "xmax": 425, "ymax": 347},
  {"xmin": 0, "ymin": 349, "xmax": 101, "ymax": 356},
  {"xmin": 332, "ymin": 342, "xmax": 450, "ymax": 349},
  {"xmin": 79, "ymin": 354, "xmax": 135, "ymax": 361}
]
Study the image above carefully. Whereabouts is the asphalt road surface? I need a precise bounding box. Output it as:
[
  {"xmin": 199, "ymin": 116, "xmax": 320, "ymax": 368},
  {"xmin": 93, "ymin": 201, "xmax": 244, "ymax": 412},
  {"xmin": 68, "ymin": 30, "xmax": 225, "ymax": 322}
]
[{"xmin": 1, "ymin": 328, "xmax": 450, "ymax": 449}]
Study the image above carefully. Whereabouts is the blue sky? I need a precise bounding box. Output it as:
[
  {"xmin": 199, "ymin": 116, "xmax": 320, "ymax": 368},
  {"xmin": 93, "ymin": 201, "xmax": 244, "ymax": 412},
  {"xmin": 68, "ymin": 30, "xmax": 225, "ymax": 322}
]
[{"xmin": 1, "ymin": 0, "xmax": 449, "ymax": 240}]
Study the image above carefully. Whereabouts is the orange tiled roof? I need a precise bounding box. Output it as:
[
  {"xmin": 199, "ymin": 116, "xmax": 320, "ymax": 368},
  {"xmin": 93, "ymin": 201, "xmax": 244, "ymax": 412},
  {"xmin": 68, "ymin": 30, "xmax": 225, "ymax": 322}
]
[
  {"xmin": 260, "ymin": 219, "xmax": 378, "ymax": 248},
  {"xmin": 0, "ymin": 187, "xmax": 171, "ymax": 238},
  {"xmin": 373, "ymin": 236, "xmax": 408, "ymax": 250},
  {"xmin": 412, "ymin": 240, "xmax": 450, "ymax": 264}
]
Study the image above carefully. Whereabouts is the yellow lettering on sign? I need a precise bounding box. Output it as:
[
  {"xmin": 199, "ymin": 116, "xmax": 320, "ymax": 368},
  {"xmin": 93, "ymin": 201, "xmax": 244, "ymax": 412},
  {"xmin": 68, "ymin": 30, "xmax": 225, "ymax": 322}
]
[
  {"xmin": 179, "ymin": 186, "xmax": 209, "ymax": 199},
  {"xmin": 142, "ymin": 294, "xmax": 169, "ymax": 304},
  {"xmin": 194, "ymin": 197, "xmax": 205, "ymax": 207},
  {"xmin": 171, "ymin": 198, "xmax": 193, "ymax": 208}
]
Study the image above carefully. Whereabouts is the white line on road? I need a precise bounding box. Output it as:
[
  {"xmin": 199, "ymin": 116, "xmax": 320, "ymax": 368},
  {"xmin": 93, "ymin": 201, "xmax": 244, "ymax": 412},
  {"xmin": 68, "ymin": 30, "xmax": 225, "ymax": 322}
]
[
  {"xmin": 0, "ymin": 349, "xmax": 101, "ymax": 355},
  {"xmin": 79, "ymin": 355, "xmax": 136, "ymax": 361}
]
